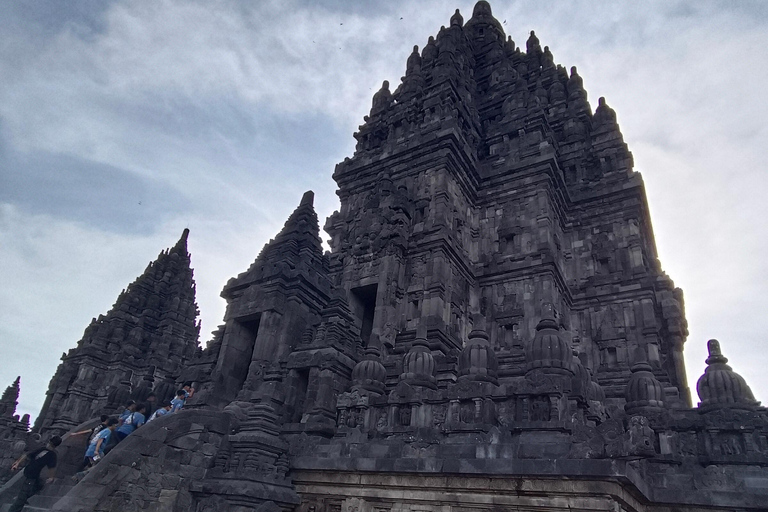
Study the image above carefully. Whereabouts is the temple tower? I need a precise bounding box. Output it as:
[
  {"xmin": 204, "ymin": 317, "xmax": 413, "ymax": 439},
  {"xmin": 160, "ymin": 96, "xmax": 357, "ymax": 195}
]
[
  {"xmin": 325, "ymin": 0, "xmax": 688, "ymax": 408},
  {"xmin": 6, "ymin": 5, "xmax": 768, "ymax": 512},
  {"xmin": 190, "ymin": 192, "xmax": 335, "ymax": 411},
  {"xmin": 34, "ymin": 229, "xmax": 200, "ymax": 434}
]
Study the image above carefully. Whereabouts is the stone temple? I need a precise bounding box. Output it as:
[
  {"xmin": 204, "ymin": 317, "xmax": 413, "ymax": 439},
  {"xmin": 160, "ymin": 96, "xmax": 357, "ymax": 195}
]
[{"xmin": 1, "ymin": 2, "xmax": 767, "ymax": 511}]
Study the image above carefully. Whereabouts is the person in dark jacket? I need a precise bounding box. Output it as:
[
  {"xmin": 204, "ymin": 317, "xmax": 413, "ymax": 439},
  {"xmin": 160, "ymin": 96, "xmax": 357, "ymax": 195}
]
[{"xmin": 9, "ymin": 435, "xmax": 62, "ymax": 512}]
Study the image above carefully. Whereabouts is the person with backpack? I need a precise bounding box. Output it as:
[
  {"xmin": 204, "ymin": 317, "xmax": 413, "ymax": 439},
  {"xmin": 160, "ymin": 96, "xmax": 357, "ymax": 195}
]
[
  {"xmin": 115, "ymin": 403, "xmax": 147, "ymax": 441},
  {"xmin": 89, "ymin": 415, "xmax": 110, "ymax": 441},
  {"xmin": 147, "ymin": 400, "xmax": 172, "ymax": 422},
  {"xmin": 118, "ymin": 400, "xmax": 136, "ymax": 425},
  {"xmin": 9, "ymin": 435, "xmax": 62, "ymax": 512},
  {"xmin": 71, "ymin": 414, "xmax": 109, "ymax": 441},
  {"xmin": 83, "ymin": 418, "xmax": 118, "ymax": 467}
]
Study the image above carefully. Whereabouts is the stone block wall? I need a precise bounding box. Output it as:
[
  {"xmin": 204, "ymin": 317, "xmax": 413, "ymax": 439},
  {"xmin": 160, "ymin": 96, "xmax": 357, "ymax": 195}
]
[
  {"xmin": 50, "ymin": 409, "xmax": 230, "ymax": 512},
  {"xmin": 292, "ymin": 471, "xmax": 648, "ymax": 512}
]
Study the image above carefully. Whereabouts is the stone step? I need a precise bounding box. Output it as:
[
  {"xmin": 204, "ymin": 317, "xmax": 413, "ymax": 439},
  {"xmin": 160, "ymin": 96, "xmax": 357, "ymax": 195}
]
[
  {"xmin": 26, "ymin": 493, "xmax": 66, "ymax": 509},
  {"xmin": 31, "ymin": 483, "xmax": 71, "ymax": 497},
  {"xmin": 21, "ymin": 482, "xmax": 74, "ymax": 512}
]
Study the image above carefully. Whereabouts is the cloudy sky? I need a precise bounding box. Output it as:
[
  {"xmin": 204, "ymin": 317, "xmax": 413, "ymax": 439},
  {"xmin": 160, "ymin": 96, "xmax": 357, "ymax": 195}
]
[{"xmin": 2, "ymin": 0, "xmax": 767, "ymax": 421}]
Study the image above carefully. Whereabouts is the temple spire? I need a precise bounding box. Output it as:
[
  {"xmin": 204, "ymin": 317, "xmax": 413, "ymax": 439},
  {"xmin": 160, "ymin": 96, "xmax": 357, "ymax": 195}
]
[
  {"xmin": 1, "ymin": 376, "xmax": 20, "ymax": 403},
  {"xmin": 170, "ymin": 228, "xmax": 190, "ymax": 255},
  {"xmin": 225, "ymin": 190, "xmax": 326, "ymax": 295},
  {"xmin": 300, "ymin": 190, "xmax": 314, "ymax": 207},
  {"xmin": 34, "ymin": 230, "xmax": 200, "ymax": 434},
  {"xmin": 274, "ymin": 189, "xmax": 322, "ymax": 246},
  {"xmin": 0, "ymin": 377, "xmax": 20, "ymax": 419}
]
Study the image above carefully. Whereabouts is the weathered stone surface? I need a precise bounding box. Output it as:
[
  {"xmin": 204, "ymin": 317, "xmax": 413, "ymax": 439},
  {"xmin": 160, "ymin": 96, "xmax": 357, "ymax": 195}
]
[
  {"xmin": 38, "ymin": 409, "xmax": 229, "ymax": 512},
  {"xmin": 2, "ymin": 2, "xmax": 768, "ymax": 512},
  {"xmin": 0, "ymin": 377, "xmax": 35, "ymax": 487}
]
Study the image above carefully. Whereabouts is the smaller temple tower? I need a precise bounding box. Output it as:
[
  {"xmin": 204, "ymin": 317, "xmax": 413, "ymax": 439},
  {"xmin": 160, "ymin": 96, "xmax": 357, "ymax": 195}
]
[
  {"xmin": 187, "ymin": 191, "xmax": 334, "ymax": 411},
  {"xmin": 34, "ymin": 229, "xmax": 201, "ymax": 435},
  {"xmin": 0, "ymin": 377, "xmax": 34, "ymax": 486}
]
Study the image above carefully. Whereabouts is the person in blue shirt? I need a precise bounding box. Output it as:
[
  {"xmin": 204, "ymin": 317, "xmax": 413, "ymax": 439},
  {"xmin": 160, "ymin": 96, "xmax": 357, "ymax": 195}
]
[
  {"xmin": 83, "ymin": 418, "xmax": 118, "ymax": 468},
  {"xmin": 147, "ymin": 400, "xmax": 172, "ymax": 422},
  {"xmin": 170, "ymin": 390, "xmax": 187, "ymax": 412},
  {"xmin": 118, "ymin": 400, "xmax": 136, "ymax": 425},
  {"xmin": 115, "ymin": 403, "xmax": 147, "ymax": 441}
]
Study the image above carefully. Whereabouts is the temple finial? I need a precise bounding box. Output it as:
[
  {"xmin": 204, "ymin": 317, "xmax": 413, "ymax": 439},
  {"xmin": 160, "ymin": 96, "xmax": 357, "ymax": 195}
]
[
  {"xmin": 472, "ymin": 1, "xmax": 492, "ymax": 17},
  {"xmin": 300, "ymin": 190, "xmax": 314, "ymax": 207},
  {"xmin": 705, "ymin": 338, "xmax": 727, "ymax": 365},
  {"xmin": 526, "ymin": 30, "xmax": 540, "ymax": 54},
  {"xmin": 593, "ymin": 97, "xmax": 618, "ymax": 129},
  {"xmin": 540, "ymin": 302, "xmax": 556, "ymax": 323},
  {"xmin": 450, "ymin": 9, "xmax": 463, "ymax": 27},
  {"xmin": 370, "ymin": 80, "xmax": 393, "ymax": 115},
  {"xmin": 170, "ymin": 228, "xmax": 190, "ymax": 256}
]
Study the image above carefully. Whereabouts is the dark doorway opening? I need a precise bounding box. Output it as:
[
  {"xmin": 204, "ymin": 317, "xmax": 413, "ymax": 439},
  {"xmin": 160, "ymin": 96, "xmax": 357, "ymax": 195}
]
[
  {"xmin": 351, "ymin": 284, "xmax": 378, "ymax": 347},
  {"xmin": 290, "ymin": 368, "xmax": 310, "ymax": 423},
  {"xmin": 231, "ymin": 315, "xmax": 261, "ymax": 390}
]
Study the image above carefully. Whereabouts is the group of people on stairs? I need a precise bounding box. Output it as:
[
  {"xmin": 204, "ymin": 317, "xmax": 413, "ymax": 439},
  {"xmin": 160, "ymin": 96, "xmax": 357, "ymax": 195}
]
[
  {"xmin": 81, "ymin": 384, "xmax": 193, "ymax": 469},
  {"xmin": 6, "ymin": 383, "xmax": 194, "ymax": 511}
]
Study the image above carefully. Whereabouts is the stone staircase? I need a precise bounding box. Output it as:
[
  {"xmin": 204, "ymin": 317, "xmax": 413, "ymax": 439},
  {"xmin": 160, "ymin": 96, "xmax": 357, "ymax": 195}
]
[
  {"xmin": 20, "ymin": 482, "xmax": 74, "ymax": 512},
  {"xmin": 0, "ymin": 477, "xmax": 75, "ymax": 512},
  {"xmin": 0, "ymin": 420, "xmax": 95, "ymax": 512}
]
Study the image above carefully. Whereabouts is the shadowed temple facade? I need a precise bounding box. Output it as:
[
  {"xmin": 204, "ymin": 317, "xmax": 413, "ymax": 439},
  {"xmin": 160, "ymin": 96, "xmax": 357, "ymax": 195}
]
[{"xmin": 1, "ymin": 2, "xmax": 767, "ymax": 511}]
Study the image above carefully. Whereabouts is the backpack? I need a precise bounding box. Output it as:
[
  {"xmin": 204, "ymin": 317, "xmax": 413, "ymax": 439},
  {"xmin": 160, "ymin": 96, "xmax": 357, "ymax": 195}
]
[
  {"xmin": 89, "ymin": 425, "xmax": 105, "ymax": 444},
  {"xmin": 123, "ymin": 413, "xmax": 138, "ymax": 429}
]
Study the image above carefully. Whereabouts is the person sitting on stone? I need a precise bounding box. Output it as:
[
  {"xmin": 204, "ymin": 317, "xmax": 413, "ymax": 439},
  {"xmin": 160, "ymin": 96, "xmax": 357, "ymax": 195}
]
[
  {"xmin": 118, "ymin": 400, "xmax": 136, "ymax": 425},
  {"xmin": 170, "ymin": 389, "xmax": 188, "ymax": 412},
  {"xmin": 82, "ymin": 417, "xmax": 118, "ymax": 469},
  {"xmin": 9, "ymin": 435, "xmax": 62, "ymax": 512},
  {"xmin": 147, "ymin": 399, "xmax": 172, "ymax": 422},
  {"xmin": 114, "ymin": 403, "xmax": 147, "ymax": 442}
]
